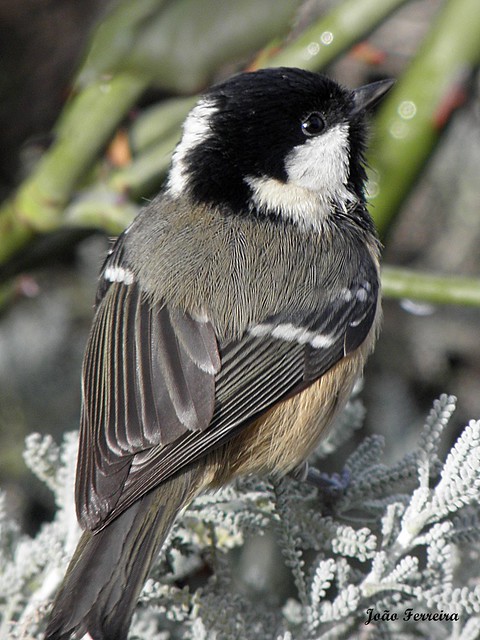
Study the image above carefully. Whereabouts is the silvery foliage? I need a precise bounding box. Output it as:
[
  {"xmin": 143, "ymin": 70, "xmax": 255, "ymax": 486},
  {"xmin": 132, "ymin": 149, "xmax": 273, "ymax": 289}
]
[{"xmin": 1, "ymin": 394, "xmax": 480, "ymax": 639}]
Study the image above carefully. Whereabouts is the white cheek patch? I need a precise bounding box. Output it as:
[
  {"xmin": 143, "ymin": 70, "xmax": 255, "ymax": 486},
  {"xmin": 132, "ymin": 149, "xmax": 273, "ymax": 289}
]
[
  {"xmin": 285, "ymin": 123, "xmax": 352, "ymax": 201},
  {"xmin": 167, "ymin": 99, "xmax": 218, "ymax": 196},
  {"xmin": 246, "ymin": 123, "xmax": 356, "ymax": 231}
]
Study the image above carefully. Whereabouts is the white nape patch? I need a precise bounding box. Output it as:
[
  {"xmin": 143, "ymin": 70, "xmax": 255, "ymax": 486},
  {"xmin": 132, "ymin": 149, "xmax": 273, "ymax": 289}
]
[
  {"xmin": 249, "ymin": 322, "xmax": 335, "ymax": 349},
  {"xmin": 104, "ymin": 265, "xmax": 134, "ymax": 285},
  {"xmin": 167, "ymin": 99, "xmax": 218, "ymax": 196}
]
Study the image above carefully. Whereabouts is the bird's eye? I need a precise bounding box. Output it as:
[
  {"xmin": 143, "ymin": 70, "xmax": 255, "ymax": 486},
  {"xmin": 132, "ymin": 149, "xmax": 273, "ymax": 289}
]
[{"xmin": 301, "ymin": 112, "xmax": 326, "ymax": 137}]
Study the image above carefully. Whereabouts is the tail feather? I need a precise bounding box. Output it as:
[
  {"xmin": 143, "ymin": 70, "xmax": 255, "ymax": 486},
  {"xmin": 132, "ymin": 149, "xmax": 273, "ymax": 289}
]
[{"xmin": 45, "ymin": 470, "xmax": 198, "ymax": 640}]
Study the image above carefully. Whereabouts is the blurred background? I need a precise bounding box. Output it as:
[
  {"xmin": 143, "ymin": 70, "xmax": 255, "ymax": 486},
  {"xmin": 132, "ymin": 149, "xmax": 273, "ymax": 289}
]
[{"xmin": 0, "ymin": 0, "xmax": 479, "ymax": 539}]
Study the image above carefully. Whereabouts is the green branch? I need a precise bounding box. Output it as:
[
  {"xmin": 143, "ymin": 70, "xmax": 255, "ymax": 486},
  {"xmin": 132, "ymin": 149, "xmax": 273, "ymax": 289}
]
[
  {"xmin": 0, "ymin": 0, "xmax": 297, "ymax": 269},
  {"xmin": 382, "ymin": 266, "xmax": 480, "ymax": 307},
  {"xmin": 270, "ymin": 0, "xmax": 409, "ymax": 70},
  {"xmin": 367, "ymin": 0, "xmax": 480, "ymax": 237},
  {"xmin": 0, "ymin": 73, "xmax": 146, "ymax": 265}
]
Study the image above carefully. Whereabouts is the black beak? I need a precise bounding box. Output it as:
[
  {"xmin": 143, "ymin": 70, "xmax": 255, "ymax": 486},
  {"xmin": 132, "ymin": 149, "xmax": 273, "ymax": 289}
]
[{"xmin": 351, "ymin": 78, "xmax": 395, "ymax": 115}]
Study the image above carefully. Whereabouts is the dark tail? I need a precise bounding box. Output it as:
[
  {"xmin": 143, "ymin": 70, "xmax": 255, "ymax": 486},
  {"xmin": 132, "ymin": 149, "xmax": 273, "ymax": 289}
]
[{"xmin": 45, "ymin": 470, "xmax": 198, "ymax": 640}]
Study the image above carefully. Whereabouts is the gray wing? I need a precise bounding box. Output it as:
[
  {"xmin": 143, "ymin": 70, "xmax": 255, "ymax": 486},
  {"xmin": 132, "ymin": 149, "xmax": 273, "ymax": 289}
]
[
  {"xmin": 77, "ymin": 248, "xmax": 378, "ymax": 530},
  {"xmin": 77, "ymin": 280, "xmax": 221, "ymax": 529}
]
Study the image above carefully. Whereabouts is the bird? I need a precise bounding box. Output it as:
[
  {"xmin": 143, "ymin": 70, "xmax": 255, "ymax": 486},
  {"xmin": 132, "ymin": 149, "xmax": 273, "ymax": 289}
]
[{"xmin": 44, "ymin": 66, "xmax": 393, "ymax": 640}]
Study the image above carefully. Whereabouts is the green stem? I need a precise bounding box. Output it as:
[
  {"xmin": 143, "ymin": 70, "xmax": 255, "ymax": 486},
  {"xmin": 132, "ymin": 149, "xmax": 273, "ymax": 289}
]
[
  {"xmin": 381, "ymin": 266, "xmax": 480, "ymax": 307},
  {"xmin": 128, "ymin": 97, "xmax": 195, "ymax": 153},
  {"xmin": 0, "ymin": 73, "xmax": 146, "ymax": 265},
  {"xmin": 269, "ymin": 0, "xmax": 409, "ymax": 70},
  {"xmin": 111, "ymin": 131, "xmax": 181, "ymax": 198},
  {"xmin": 367, "ymin": 0, "xmax": 480, "ymax": 236}
]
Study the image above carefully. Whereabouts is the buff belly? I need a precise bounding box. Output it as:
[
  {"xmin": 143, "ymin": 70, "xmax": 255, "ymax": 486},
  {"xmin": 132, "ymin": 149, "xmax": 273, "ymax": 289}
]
[{"xmin": 208, "ymin": 345, "xmax": 370, "ymax": 488}]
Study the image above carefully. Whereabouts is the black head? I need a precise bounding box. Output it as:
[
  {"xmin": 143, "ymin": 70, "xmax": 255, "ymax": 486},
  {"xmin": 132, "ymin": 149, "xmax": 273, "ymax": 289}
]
[{"xmin": 167, "ymin": 67, "xmax": 393, "ymax": 227}]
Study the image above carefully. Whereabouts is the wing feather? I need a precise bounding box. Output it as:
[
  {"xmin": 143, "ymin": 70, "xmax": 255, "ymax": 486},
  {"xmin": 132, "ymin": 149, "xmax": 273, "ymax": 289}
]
[
  {"xmin": 76, "ymin": 282, "xmax": 219, "ymax": 530},
  {"xmin": 78, "ymin": 259, "xmax": 379, "ymax": 530}
]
